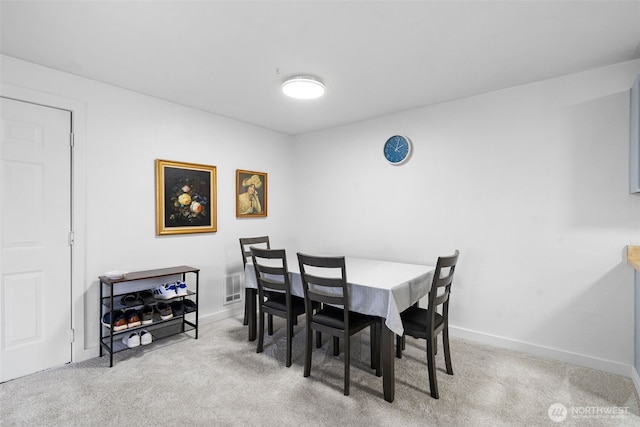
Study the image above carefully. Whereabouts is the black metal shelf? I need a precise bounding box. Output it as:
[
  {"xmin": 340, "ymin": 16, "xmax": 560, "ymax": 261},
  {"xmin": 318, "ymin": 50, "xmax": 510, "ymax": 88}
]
[
  {"xmin": 100, "ymin": 318, "xmax": 197, "ymax": 354},
  {"xmin": 101, "ymin": 291, "xmax": 196, "ymax": 311},
  {"xmin": 99, "ymin": 266, "xmax": 199, "ymax": 367}
]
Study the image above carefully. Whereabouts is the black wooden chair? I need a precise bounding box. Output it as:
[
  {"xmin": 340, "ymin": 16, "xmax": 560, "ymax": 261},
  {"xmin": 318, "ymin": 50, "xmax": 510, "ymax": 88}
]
[
  {"xmin": 297, "ymin": 252, "xmax": 379, "ymax": 396},
  {"xmin": 239, "ymin": 236, "xmax": 271, "ymax": 329},
  {"xmin": 250, "ymin": 247, "xmax": 306, "ymax": 367},
  {"xmin": 395, "ymin": 250, "xmax": 459, "ymax": 399}
]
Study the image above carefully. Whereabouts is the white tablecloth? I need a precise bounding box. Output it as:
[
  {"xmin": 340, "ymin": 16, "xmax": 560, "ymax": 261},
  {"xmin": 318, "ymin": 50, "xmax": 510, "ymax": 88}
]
[{"xmin": 244, "ymin": 255, "xmax": 435, "ymax": 336}]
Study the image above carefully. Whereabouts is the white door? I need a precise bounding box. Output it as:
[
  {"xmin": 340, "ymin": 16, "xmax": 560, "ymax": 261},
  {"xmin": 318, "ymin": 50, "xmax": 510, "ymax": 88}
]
[{"xmin": 0, "ymin": 97, "xmax": 72, "ymax": 382}]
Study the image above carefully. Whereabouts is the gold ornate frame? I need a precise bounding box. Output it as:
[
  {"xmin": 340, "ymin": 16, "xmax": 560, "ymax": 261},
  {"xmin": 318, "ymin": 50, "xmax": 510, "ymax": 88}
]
[
  {"xmin": 236, "ymin": 169, "xmax": 267, "ymax": 218},
  {"xmin": 156, "ymin": 159, "xmax": 217, "ymax": 235}
]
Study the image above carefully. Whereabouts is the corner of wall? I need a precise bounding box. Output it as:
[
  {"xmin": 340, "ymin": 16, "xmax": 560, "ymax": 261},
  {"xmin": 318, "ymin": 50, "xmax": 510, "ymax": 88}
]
[{"xmin": 632, "ymin": 366, "xmax": 640, "ymax": 401}]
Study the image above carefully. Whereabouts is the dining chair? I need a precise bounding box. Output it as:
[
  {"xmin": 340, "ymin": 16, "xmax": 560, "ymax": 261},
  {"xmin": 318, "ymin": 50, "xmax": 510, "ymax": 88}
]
[
  {"xmin": 239, "ymin": 236, "xmax": 271, "ymax": 328},
  {"xmin": 297, "ymin": 252, "xmax": 379, "ymax": 396},
  {"xmin": 250, "ymin": 247, "xmax": 306, "ymax": 367},
  {"xmin": 395, "ymin": 250, "xmax": 459, "ymax": 399}
]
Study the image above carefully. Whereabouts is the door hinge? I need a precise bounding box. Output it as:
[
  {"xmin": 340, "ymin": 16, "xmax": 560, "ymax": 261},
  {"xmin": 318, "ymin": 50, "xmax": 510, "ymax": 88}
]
[
  {"xmin": 68, "ymin": 231, "xmax": 75, "ymax": 246},
  {"xmin": 69, "ymin": 133, "xmax": 74, "ymax": 147},
  {"xmin": 69, "ymin": 328, "xmax": 75, "ymax": 343}
]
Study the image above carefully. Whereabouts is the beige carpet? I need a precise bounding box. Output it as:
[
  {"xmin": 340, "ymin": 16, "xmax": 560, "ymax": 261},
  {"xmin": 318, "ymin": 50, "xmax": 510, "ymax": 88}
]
[{"xmin": 1, "ymin": 316, "xmax": 639, "ymax": 426}]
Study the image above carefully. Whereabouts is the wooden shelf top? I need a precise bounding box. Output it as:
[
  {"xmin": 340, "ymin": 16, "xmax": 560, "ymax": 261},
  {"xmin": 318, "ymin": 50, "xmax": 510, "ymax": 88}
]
[{"xmin": 99, "ymin": 265, "xmax": 199, "ymax": 284}]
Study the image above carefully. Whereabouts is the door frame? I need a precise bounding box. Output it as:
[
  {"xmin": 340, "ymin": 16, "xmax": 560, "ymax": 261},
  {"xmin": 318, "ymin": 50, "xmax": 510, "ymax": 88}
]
[{"xmin": 1, "ymin": 83, "xmax": 89, "ymax": 363}]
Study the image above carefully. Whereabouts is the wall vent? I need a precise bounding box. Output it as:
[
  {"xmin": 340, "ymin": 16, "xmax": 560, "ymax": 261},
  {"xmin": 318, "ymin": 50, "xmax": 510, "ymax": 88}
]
[{"xmin": 224, "ymin": 274, "xmax": 242, "ymax": 305}]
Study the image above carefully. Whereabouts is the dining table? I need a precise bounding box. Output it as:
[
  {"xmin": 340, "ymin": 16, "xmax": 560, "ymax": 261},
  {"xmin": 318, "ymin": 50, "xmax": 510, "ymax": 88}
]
[{"xmin": 244, "ymin": 253, "xmax": 435, "ymax": 402}]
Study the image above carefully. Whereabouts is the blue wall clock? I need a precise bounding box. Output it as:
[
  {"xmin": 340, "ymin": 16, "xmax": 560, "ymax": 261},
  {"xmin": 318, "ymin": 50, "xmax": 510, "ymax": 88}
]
[{"xmin": 383, "ymin": 135, "xmax": 412, "ymax": 165}]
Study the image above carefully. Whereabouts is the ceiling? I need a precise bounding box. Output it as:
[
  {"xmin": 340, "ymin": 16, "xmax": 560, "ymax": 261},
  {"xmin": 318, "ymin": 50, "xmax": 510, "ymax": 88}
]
[{"xmin": 2, "ymin": 1, "xmax": 640, "ymax": 135}]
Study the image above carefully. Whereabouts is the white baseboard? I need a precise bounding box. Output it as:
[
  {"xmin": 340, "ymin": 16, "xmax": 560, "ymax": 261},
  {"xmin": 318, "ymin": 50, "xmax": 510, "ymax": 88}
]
[
  {"xmin": 199, "ymin": 306, "xmax": 244, "ymax": 325},
  {"xmin": 450, "ymin": 326, "xmax": 634, "ymax": 379},
  {"xmin": 74, "ymin": 347, "xmax": 99, "ymax": 363}
]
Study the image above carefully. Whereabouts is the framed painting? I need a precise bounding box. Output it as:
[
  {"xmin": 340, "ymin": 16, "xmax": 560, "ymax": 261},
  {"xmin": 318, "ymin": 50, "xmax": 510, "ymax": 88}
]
[
  {"xmin": 236, "ymin": 169, "xmax": 267, "ymax": 217},
  {"xmin": 155, "ymin": 159, "xmax": 217, "ymax": 235}
]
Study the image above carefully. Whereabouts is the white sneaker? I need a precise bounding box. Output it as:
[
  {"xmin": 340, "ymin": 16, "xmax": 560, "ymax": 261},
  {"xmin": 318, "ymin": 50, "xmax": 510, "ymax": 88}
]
[
  {"xmin": 175, "ymin": 281, "xmax": 188, "ymax": 296},
  {"xmin": 122, "ymin": 332, "xmax": 140, "ymax": 348},
  {"xmin": 153, "ymin": 283, "xmax": 177, "ymax": 299},
  {"xmin": 140, "ymin": 330, "xmax": 152, "ymax": 346}
]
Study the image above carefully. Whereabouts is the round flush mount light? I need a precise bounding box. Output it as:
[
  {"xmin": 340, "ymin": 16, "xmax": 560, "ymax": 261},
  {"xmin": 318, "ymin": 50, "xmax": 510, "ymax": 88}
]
[{"xmin": 281, "ymin": 75, "xmax": 325, "ymax": 99}]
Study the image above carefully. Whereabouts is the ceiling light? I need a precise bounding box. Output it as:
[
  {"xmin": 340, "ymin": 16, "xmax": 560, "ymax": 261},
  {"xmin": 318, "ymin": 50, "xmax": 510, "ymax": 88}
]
[{"xmin": 281, "ymin": 75, "xmax": 325, "ymax": 99}]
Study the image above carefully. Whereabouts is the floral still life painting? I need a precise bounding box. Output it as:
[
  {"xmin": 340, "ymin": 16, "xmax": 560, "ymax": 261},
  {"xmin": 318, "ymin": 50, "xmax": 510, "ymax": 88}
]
[{"xmin": 156, "ymin": 159, "xmax": 217, "ymax": 235}]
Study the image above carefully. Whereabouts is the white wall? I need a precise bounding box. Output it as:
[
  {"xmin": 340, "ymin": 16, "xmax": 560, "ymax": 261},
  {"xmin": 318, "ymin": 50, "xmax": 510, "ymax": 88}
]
[
  {"xmin": 4, "ymin": 54, "xmax": 640, "ymax": 376},
  {"xmin": 292, "ymin": 59, "xmax": 640, "ymax": 375},
  {"xmin": 1, "ymin": 55, "xmax": 296, "ymax": 361}
]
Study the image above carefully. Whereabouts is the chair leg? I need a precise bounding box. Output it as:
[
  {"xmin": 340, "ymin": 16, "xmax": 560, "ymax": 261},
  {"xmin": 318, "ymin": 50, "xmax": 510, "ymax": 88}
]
[
  {"xmin": 304, "ymin": 323, "xmax": 313, "ymax": 378},
  {"xmin": 333, "ymin": 336, "xmax": 340, "ymax": 356},
  {"xmin": 395, "ymin": 334, "xmax": 403, "ymax": 359},
  {"xmin": 268, "ymin": 314, "xmax": 274, "ymax": 335},
  {"xmin": 314, "ymin": 304, "xmax": 322, "ymax": 348},
  {"xmin": 243, "ymin": 289, "xmax": 252, "ymax": 326},
  {"xmin": 373, "ymin": 321, "xmax": 381, "ymax": 376},
  {"xmin": 286, "ymin": 314, "xmax": 293, "ymax": 367},
  {"xmin": 257, "ymin": 311, "xmax": 265, "ymax": 354},
  {"xmin": 344, "ymin": 336, "xmax": 350, "ymax": 396},
  {"xmin": 370, "ymin": 322, "xmax": 377, "ymax": 369},
  {"xmin": 426, "ymin": 334, "xmax": 439, "ymax": 399},
  {"xmin": 443, "ymin": 327, "xmax": 453, "ymax": 375}
]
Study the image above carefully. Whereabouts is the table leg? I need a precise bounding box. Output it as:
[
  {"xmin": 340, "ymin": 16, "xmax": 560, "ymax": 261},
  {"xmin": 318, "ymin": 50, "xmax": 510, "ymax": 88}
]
[
  {"xmin": 246, "ymin": 288, "xmax": 257, "ymax": 341},
  {"xmin": 381, "ymin": 323, "xmax": 395, "ymax": 402}
]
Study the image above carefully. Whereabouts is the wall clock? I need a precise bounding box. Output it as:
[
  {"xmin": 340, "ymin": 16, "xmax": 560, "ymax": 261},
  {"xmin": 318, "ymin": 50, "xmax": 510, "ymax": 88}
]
[{"xmin": 383, "ymin": 135, "xmax": 412, "ymax": 165}]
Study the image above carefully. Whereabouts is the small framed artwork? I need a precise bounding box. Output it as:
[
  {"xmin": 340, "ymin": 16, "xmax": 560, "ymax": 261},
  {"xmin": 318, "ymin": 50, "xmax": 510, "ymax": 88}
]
[
  {"xmin": 236, "ymin": 169, "xmax": 267, "ymax": 217},
  {"xmin": 155, "ymin": 159, "xmax": 217, "ymax": 235}
]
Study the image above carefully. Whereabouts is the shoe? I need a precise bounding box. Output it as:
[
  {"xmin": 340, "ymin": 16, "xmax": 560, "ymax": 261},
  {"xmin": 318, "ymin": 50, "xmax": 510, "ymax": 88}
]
[
  {"xmin": 140, "ymin": 305, "xmax": 154, "ymax": 325},
  {"xmin": 122, "ymin": 331, "xmax": 140, "ymax": 348},
  {"xmin": 124, "ymin": 309, "xmax": 141, "ymax": 328},
  {"xmin": 156, "ymin": 302, "xmax": 173, "ymax": 320},
  {"xmin": 138, "ymin": 290, "xmax": 154, "ymax": 304},
  {"xmin": 183, "ymin": 299, "xmax": 197, "ymax": 313},
  {"xmin": 169, "ymin": 300, "xmax": 185, "ymax": 317},
  {"xmin": 153, "ymin": 283, "xmax": 177, "ymax": 300},
  {"xmin": 121, "ymin": 293, "xmax": 143, "ymax": 307},
  {"xmin": 102, "ymin": 310, "xmax": 127, "ymax": 331},
  {"xmin": 175, "ymin": 281, "xmax": 188, "ymax": 296},
  {"xmin": 139, "ymin": 330, "xmax": 152, "ymax": 346},
  {"xmin": 166, "ymin": 283, "xmax": 177, "ymax": 296}
]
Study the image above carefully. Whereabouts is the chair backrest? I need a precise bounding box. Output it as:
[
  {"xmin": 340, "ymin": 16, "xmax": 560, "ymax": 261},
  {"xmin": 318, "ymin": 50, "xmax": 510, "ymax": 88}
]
[
  {"xmin": 239, "ymin": 236, "xmax": 270, "ymax": 267},
  {"xmin": 250, "ymin": 247, "xmax": 291, "ymax": 302},
  {"xmin": 297, "ymin": 252, "xmax": 349, "ymax": 313},
  {"xmin": 427, "ymin": 250, "xmax": 460, "ymax": 321}
]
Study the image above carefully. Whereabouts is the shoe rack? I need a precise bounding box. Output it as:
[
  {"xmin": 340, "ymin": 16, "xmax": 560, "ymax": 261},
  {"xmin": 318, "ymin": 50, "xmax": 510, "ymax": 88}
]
[{"xmin": 99, "ymin": 265, "xmax": 200, "ymax": 367}]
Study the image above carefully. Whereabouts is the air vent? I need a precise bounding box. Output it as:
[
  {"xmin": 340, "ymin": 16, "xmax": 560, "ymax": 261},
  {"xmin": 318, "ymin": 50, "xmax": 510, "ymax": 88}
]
[{"xmin": 224, "ymin": 274, "xmax": 242, "ymax": 305}]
